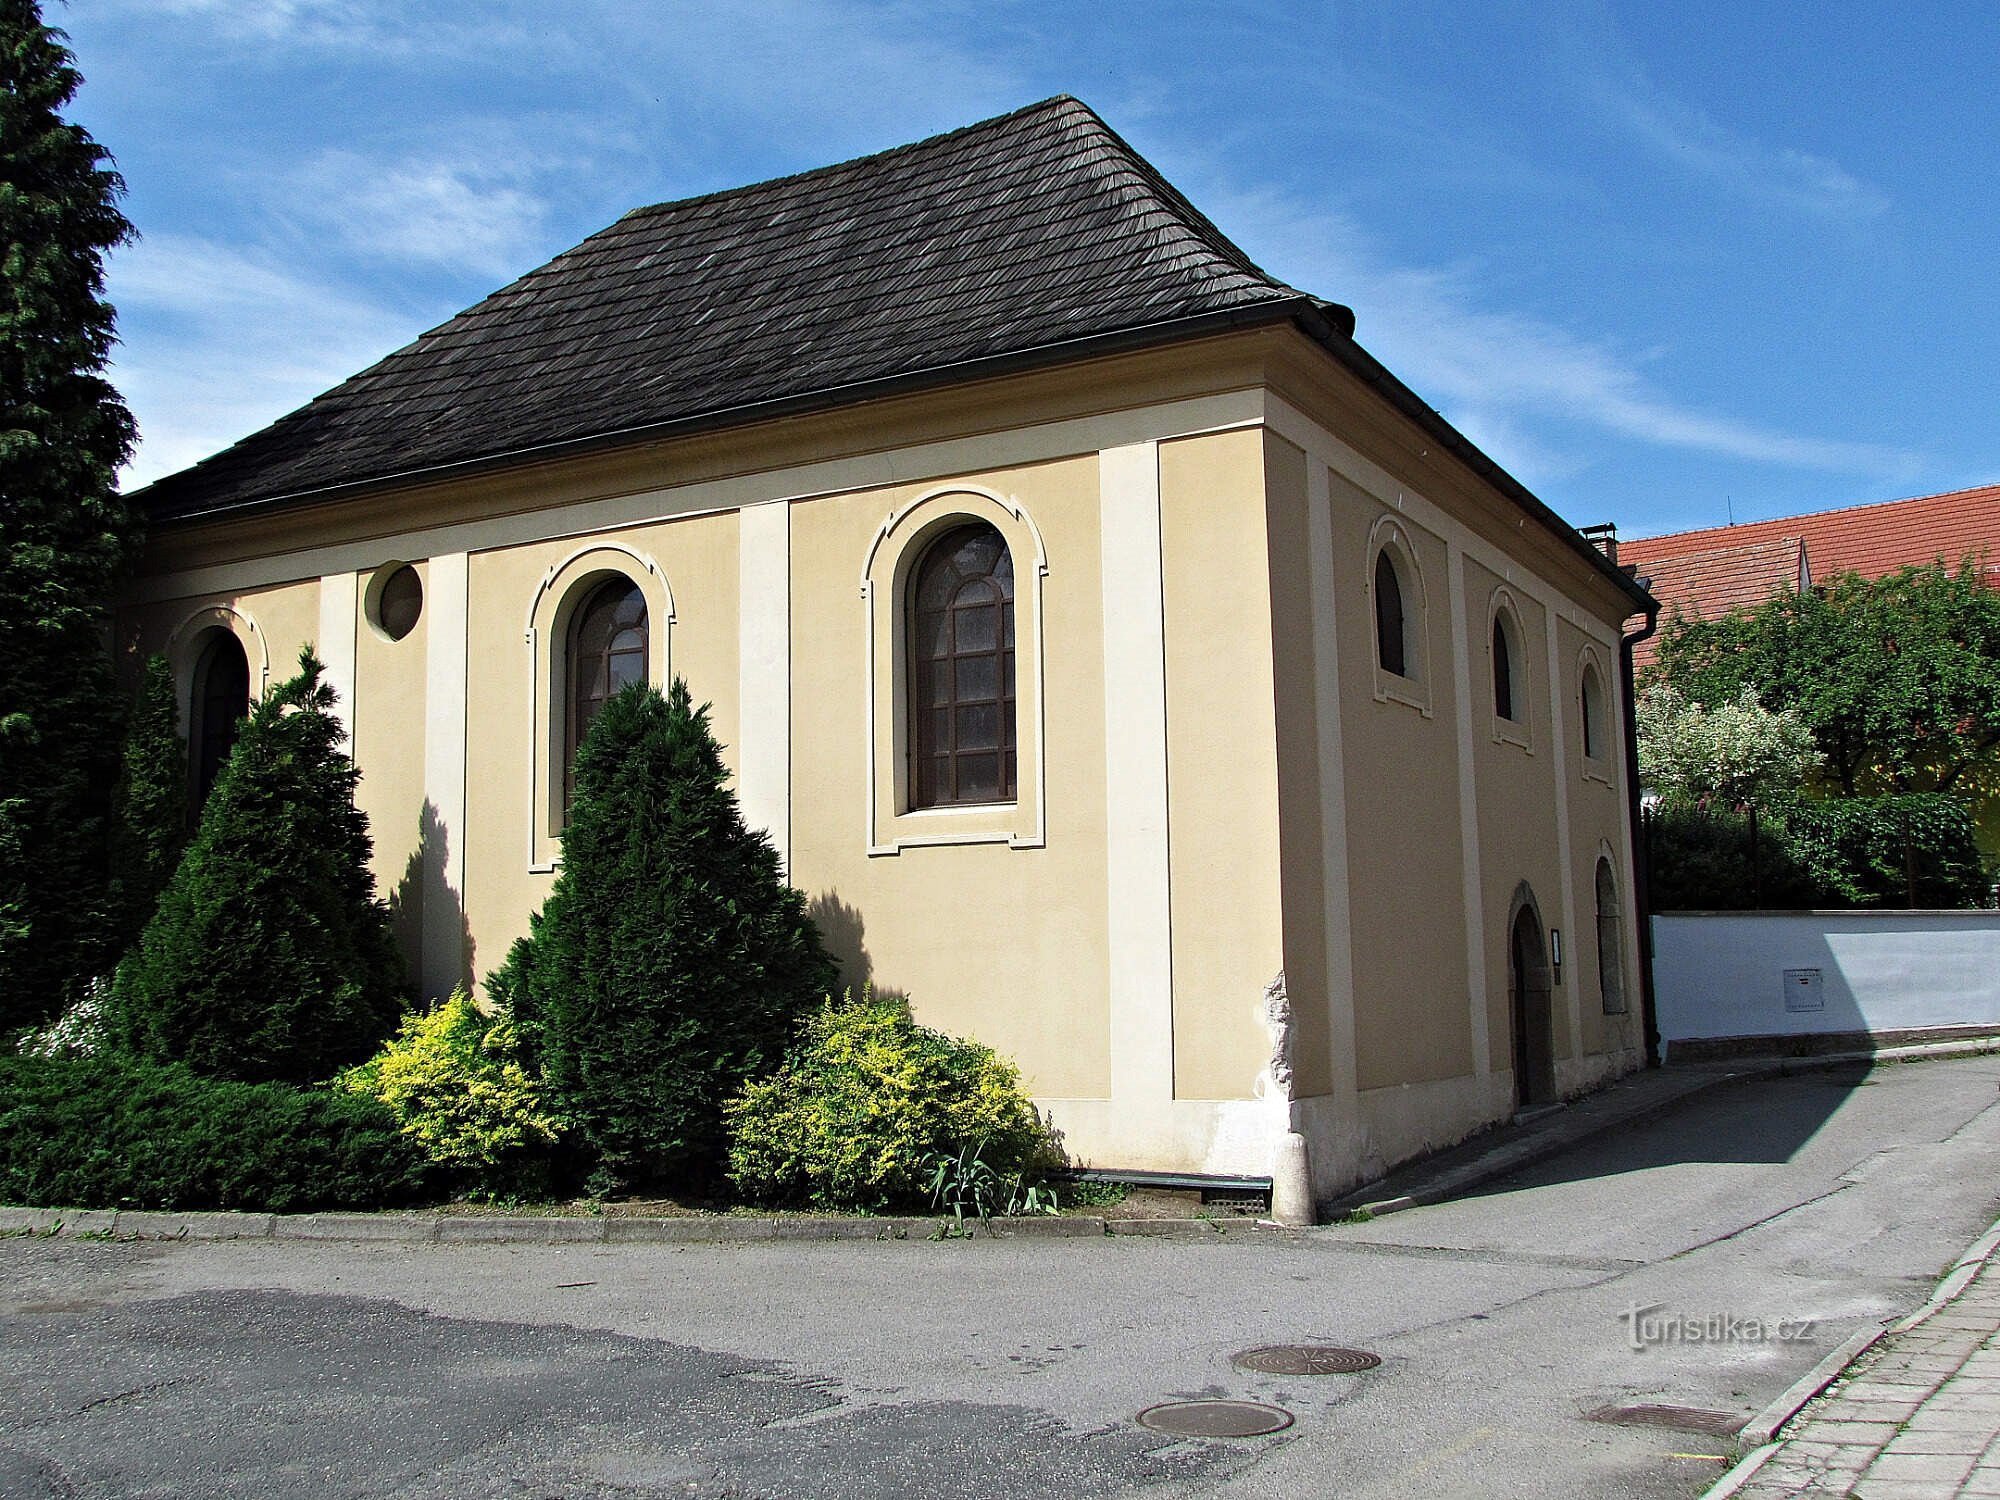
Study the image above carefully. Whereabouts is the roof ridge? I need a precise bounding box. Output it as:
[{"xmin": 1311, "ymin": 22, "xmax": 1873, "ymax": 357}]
[
  {"xmin": 613, "ymin": 95, "xmax": 1092, "ymax": 226},
  {"xmin": 1630, "ymin": 481, "xmax": 2000, "ymax": 546}
]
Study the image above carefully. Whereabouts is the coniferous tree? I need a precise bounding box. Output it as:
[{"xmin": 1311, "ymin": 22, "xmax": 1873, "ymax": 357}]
[
  {"xmin": 110, "ymin": 649, "xmax": 406, "ymax": 1083},
  {"xmin": 0, "ymin": 3, "xmax": 142, "ymax": 1028},
  {"xmin": 496, "ymin": 679, "xmax": 837, "ymax": 1192},
  {"xmin": 108, "ymin": 654, "xmax": 189, "ymax": 952}
]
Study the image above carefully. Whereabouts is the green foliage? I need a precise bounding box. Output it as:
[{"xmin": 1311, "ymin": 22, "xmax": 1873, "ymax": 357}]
[
  {"xmin": 109, "ymin": 648, "xmax": 406, "ymax": 1083},
  {"xmin": 1646, "ymin": 795, "xmax": 1991, "ymax": 911},
  {"xmin": 924, "ymin": 1141, "xmax": 1057, "ymax": 1233},
  {"xmin": 1643, "ymin": 804, "xmax": 1826, "ymax": 912},
  {"xmin": 725, "ymin": 990, "xmax": 1058, "ymax": 1212},
  {"xmin": 0, "ymin": 4, "xmax": 144, "ymax": 1030},
  {"xmin": 500, "ymin": 679, "xmax": 837, "ymax": 1193},
  {"xmin": 1785, "ymin": 796, "xmax": 1991, "ymax": 909},
  {"xmin": 108, "ymin": 655, "xmax": 189, "ymax": 952},
  {"xmin": 337, "ymin": 990, "xmax": 566, "ymax": 1199},
  {"xmin": 1652, "ymin": 561, "xmax": 2000, "ymax": 801},
  {"xmin": 0, "ymin": 1052, "xmax": 434, "ymax": 1211},
  {"xmin": 1636, "ymin": 684, "xmax": 1819, "ymax": 809}
]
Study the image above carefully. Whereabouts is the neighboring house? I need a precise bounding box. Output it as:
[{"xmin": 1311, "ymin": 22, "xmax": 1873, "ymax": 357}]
[
  {"xmin": 117, "ymin": 97, "xmax": 1652, "ymax": 1214},
  {"xmin": 1620, "ymin": 534, "xmax": 1810, "ymax": 674},
  {"xmin": 1622, "ymin": 481, "xmax": 2000, "ymax": 669}
]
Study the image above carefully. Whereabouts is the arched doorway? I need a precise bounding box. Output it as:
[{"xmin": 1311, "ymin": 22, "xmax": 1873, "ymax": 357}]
[
  {"xmin": 1509, "ymin": 901, "xmax": 1556, "ymax": 1109},
  {"xmin": 190, "ymin": 629, "xmax": 251, "ymax": 810}
]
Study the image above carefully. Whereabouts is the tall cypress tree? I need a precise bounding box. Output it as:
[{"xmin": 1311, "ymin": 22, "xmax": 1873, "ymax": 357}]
[
  {"xmin": 499, "ymin": 680, "xmax": 837, "ymax": 1192},
  {"xmin": 0, "ymin": 4, "xmax": 141, "ymax": 1028},
  {"xmin": 108, "ymin": 654, "xmax": 189, "ymax": 953},
  {"xmin": 111, "ymin": 650, "xmax": 407, "ymax": 1084}
]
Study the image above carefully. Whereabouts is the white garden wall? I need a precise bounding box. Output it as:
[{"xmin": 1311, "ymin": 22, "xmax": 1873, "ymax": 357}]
[{"xmin": 1653, "ymin": 911, "xmax": 2000, "ymax": 1051}]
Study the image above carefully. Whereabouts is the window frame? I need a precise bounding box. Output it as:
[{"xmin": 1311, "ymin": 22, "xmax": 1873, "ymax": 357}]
[
  {"xmin": 1578, "ymin": 646, "xmax": 1614, "ymax": 784},
  {"xmin": 1366, "ymin": 517, "xmax": 1432, "ymax": 717},
  {"xmin": 166, "ymin": 604, "xmax": 270, "ymax": 808},
  {"xmin": 524, "ymin": 543, "xmax": 673, "ymax": 872},
  {"xmin": 1595, "ymin": 853, "xmax": 1627, "ymax": 1015},
  {"xmin": 563, "ymin": 576, "xmax": 651, "ymax": 815},
  {"xmin": 862, "ymin": 485, "xmax": 1047, "ymax": 855},
  {"xmin": 1487, "ymin": 588, "xmax": 1532, "ymax": 750},
  {"xmin": 906, "ymin": 521, "xmax": 1017, "ymax": 810}
]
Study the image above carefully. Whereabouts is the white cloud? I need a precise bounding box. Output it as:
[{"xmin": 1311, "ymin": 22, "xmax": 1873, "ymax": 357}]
[
  {"xmin": 1198, "ymin": 183, "xmax": 1915, "ymax": 489},
  {"xmin": 1599, "ymin": 76, "xmax": 1889, "ymax": 221},
  {"xmin": 106, "ymin": 233, "xmax": 447, "ymax": 488},
  {"xmin": 287, "ymin": 152, "xmax": 552, "ymax": 278}
]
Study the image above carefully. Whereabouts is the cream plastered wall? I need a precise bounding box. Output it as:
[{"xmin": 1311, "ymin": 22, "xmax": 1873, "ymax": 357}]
[
  {"xmin": 460, "ymin": 515, "xmax": 742, "ymax": 996},
  {"xmin": 1261, "ymin": 432, "xmax": 1337, "ymax": 1102},
  {"xmin": 349, "ymin": 559, "xmax": 430, "ymax": 981},
  {"xmin": 1327, "ymin": 469, "xmax": 1476, "ymax": 1093},
  {"xmin": 787, "ymin": 454, "xmax": 1112, "ymax": 1103},
  {"xmin": 1559, "ymin": 616, "xmax": 1645, "ymax": 1066},
  {"xmin": 1160, "ymin": 429, "xmax": 1290, "ymax": 1102},
  {"xmin": 1463, "ymin": 555, "xmax": 1571, "ymax": 1071}
]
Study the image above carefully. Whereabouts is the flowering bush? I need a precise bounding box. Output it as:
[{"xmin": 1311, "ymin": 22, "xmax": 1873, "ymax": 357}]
[
  {"xmin": 338, "ymin": 990, "xmax": 565, "ymax": 1198},
  {"xmin": 725, "ymin": 990, "xmax": 1057, "ymax": 1211}
]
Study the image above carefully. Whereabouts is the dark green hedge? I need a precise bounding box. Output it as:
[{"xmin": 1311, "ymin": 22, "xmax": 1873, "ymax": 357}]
[
  {"xmin": 1647, "ymin": 794, "xmax": 1993, "ymax": 911},
  {"xmin": 0, "ymin": 1054, "xmax": 436, "ymax": 1212}
]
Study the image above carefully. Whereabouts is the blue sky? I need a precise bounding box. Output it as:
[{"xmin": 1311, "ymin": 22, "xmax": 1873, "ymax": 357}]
[{"xmin": 58, "ymin": 1, "xmax": 2000, "ymax": 539}]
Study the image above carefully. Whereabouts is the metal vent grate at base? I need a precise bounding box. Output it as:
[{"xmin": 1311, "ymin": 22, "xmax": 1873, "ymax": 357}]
[
  {"xmin": 1232, "ymin": 1345, "xmax": 1382, "ymax": 1375},
  {"xmin": 1136, "ymin": 1400, "xmax": 1295, "ymax": 1438}
]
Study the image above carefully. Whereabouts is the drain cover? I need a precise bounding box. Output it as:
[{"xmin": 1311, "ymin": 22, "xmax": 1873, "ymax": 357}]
[
  {"xmin": 1586, "ymin": 1404, "xmax": 1745, "ymax": 1436},
  {"xmin": 1136, "ymin": 1400, "xmax": 1295, "ymax": 1437},
  {"xmin": 1232, "ymin": 1345, "xmax": 1381, "ymax": 1375}
]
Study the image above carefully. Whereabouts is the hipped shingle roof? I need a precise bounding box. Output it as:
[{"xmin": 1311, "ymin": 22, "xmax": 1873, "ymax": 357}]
[{"xmin": 139, "ymin": 96, "xmax": 1322, "ymax": 520}]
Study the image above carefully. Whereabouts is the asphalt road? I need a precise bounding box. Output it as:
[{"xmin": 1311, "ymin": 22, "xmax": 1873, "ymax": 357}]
[{"xmin": 5, "ymin": 1054, "xmax": 2000, "ymax": 1499}]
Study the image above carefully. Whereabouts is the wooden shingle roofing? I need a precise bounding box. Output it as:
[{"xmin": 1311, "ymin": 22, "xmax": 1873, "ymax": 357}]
[{"xmin": 138, "ymin": 96, "xmax": 1325, "ymax": 521}]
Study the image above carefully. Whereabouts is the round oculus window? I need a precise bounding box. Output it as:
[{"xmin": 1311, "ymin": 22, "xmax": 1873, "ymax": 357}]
[{"xmin": 373, "ymin": 564, "xmax": 423, "ymax": 641}]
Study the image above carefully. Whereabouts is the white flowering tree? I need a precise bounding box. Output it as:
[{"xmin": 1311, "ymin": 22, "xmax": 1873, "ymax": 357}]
[{"xmin": 1636, "ymin": 684, "xmax": 1820, "ymax": 810}]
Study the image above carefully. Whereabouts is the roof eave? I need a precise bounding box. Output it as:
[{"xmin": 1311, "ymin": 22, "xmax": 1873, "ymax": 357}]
[{"xmin": 139, "ymin": 298, "xmax": 1319, "ymax": 528}]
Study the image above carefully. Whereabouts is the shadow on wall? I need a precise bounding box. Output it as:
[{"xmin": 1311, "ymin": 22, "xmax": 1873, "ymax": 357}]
[
  {"xmin": 807, "ymin": 890, "xmax": 907, "ymax": 1006},
  {"xmin": 389, "ymin": 799, "xmax": 474, "ymax": 1000}
]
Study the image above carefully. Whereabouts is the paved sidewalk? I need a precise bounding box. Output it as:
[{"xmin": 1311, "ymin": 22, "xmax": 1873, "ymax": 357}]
[{"xmin": 1715, "ymin": 1226, "xmax": 2000, "ymax": 1499}]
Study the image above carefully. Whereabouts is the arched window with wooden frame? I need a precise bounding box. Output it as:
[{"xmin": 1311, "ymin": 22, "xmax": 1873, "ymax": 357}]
[
  {"xmin": 1579, "ymin": 656, "xmax": 1608, "ymax": 764},
  {"xmin": 190, "ymin": 628, "xmax": 251, "ymax": 810},
  {"xmin": 564, "ymin": 577, "xmax": 649, "ymax": 811},
  {"xmin": 1595, "ymin": 855, "xmax": 1626, "ymax": 1014},
  {"xmin": 1366, "ymin": 518, "xmax": 1430, "ymax": 715},
  {"xmin": 908, "ymin": 521, "xmax": 1015, "ymax": 809},
  {"xmin": 1487, "ymin": 588, "xmax": 1531, "ymax": 748}
]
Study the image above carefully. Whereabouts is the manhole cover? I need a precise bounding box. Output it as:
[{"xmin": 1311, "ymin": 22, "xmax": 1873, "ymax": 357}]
[
  {"xmin": 1232, "ymin": 1345, "xmax": 1381, "ymax": 1375},
  {"xmin": 1136, "ymin": 1400, "xmax": 1295, "ymax": 1437},
  {"xmin": 1586, "ymin": 1404, "xmax": 1744, "ymax": 1436}
]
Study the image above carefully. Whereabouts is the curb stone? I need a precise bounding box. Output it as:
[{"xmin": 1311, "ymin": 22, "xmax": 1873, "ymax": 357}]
[{"xmin": 1699, "ymin": 1205, "xmax": 2000, "ymax": 1498}]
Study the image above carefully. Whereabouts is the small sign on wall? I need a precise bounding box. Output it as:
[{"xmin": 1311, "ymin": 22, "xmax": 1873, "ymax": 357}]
[{"xmin": 1783, "ymin": 968, "xmax": 1824, "ymax": 1012}]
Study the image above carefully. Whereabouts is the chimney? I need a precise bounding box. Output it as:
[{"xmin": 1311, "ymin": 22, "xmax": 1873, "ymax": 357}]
[{"xmin": 1578, "ymin": 522, "xmax": 1619, "ymax": 568}]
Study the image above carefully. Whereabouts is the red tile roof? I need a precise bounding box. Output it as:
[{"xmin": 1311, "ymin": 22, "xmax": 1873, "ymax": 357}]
[
  {"xmin": 1624, "ymin": 482, "xmax": 2000, "ymax": 585},
  {"xmin": 1626, "ymin": 535, "xmax": 1808, "ymax": 670}
]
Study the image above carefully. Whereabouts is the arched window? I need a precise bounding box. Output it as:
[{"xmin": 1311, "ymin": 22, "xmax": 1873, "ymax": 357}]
[
  {"xmin": 1580, "ymin": 660, "xmax": 1606, "ymax": 761},
  {"xmin": 1373, "ymin": 549, "xmax": 1407, "ymax": 678},
  {"xmin": 565, "ymin": 577, "xmax": 648, "ymax": 809},
  {"xmin": 1596, "ymin": 857, "xmax": 1626, "ymax": 1014},
  {"xmin": 1492, "ymin": 615, "xmax": 1517, "ymax": 721},
  {"xmin": 909, "ymin": 522, "xmax": 1015, "ymax": 808},
  {"xmin": 191, "ymin": 630, "xmax": 250, "ymax": 809}
]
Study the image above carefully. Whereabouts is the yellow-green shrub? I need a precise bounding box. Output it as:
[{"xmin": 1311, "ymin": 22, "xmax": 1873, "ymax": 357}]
[
  {"xmin": 337, "ymin": 991, "xmax": 565, "ymax": 1198},
  {"xmin": 724, "ymin": 990, "xmax": 1057, "ymax": 1210}
]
